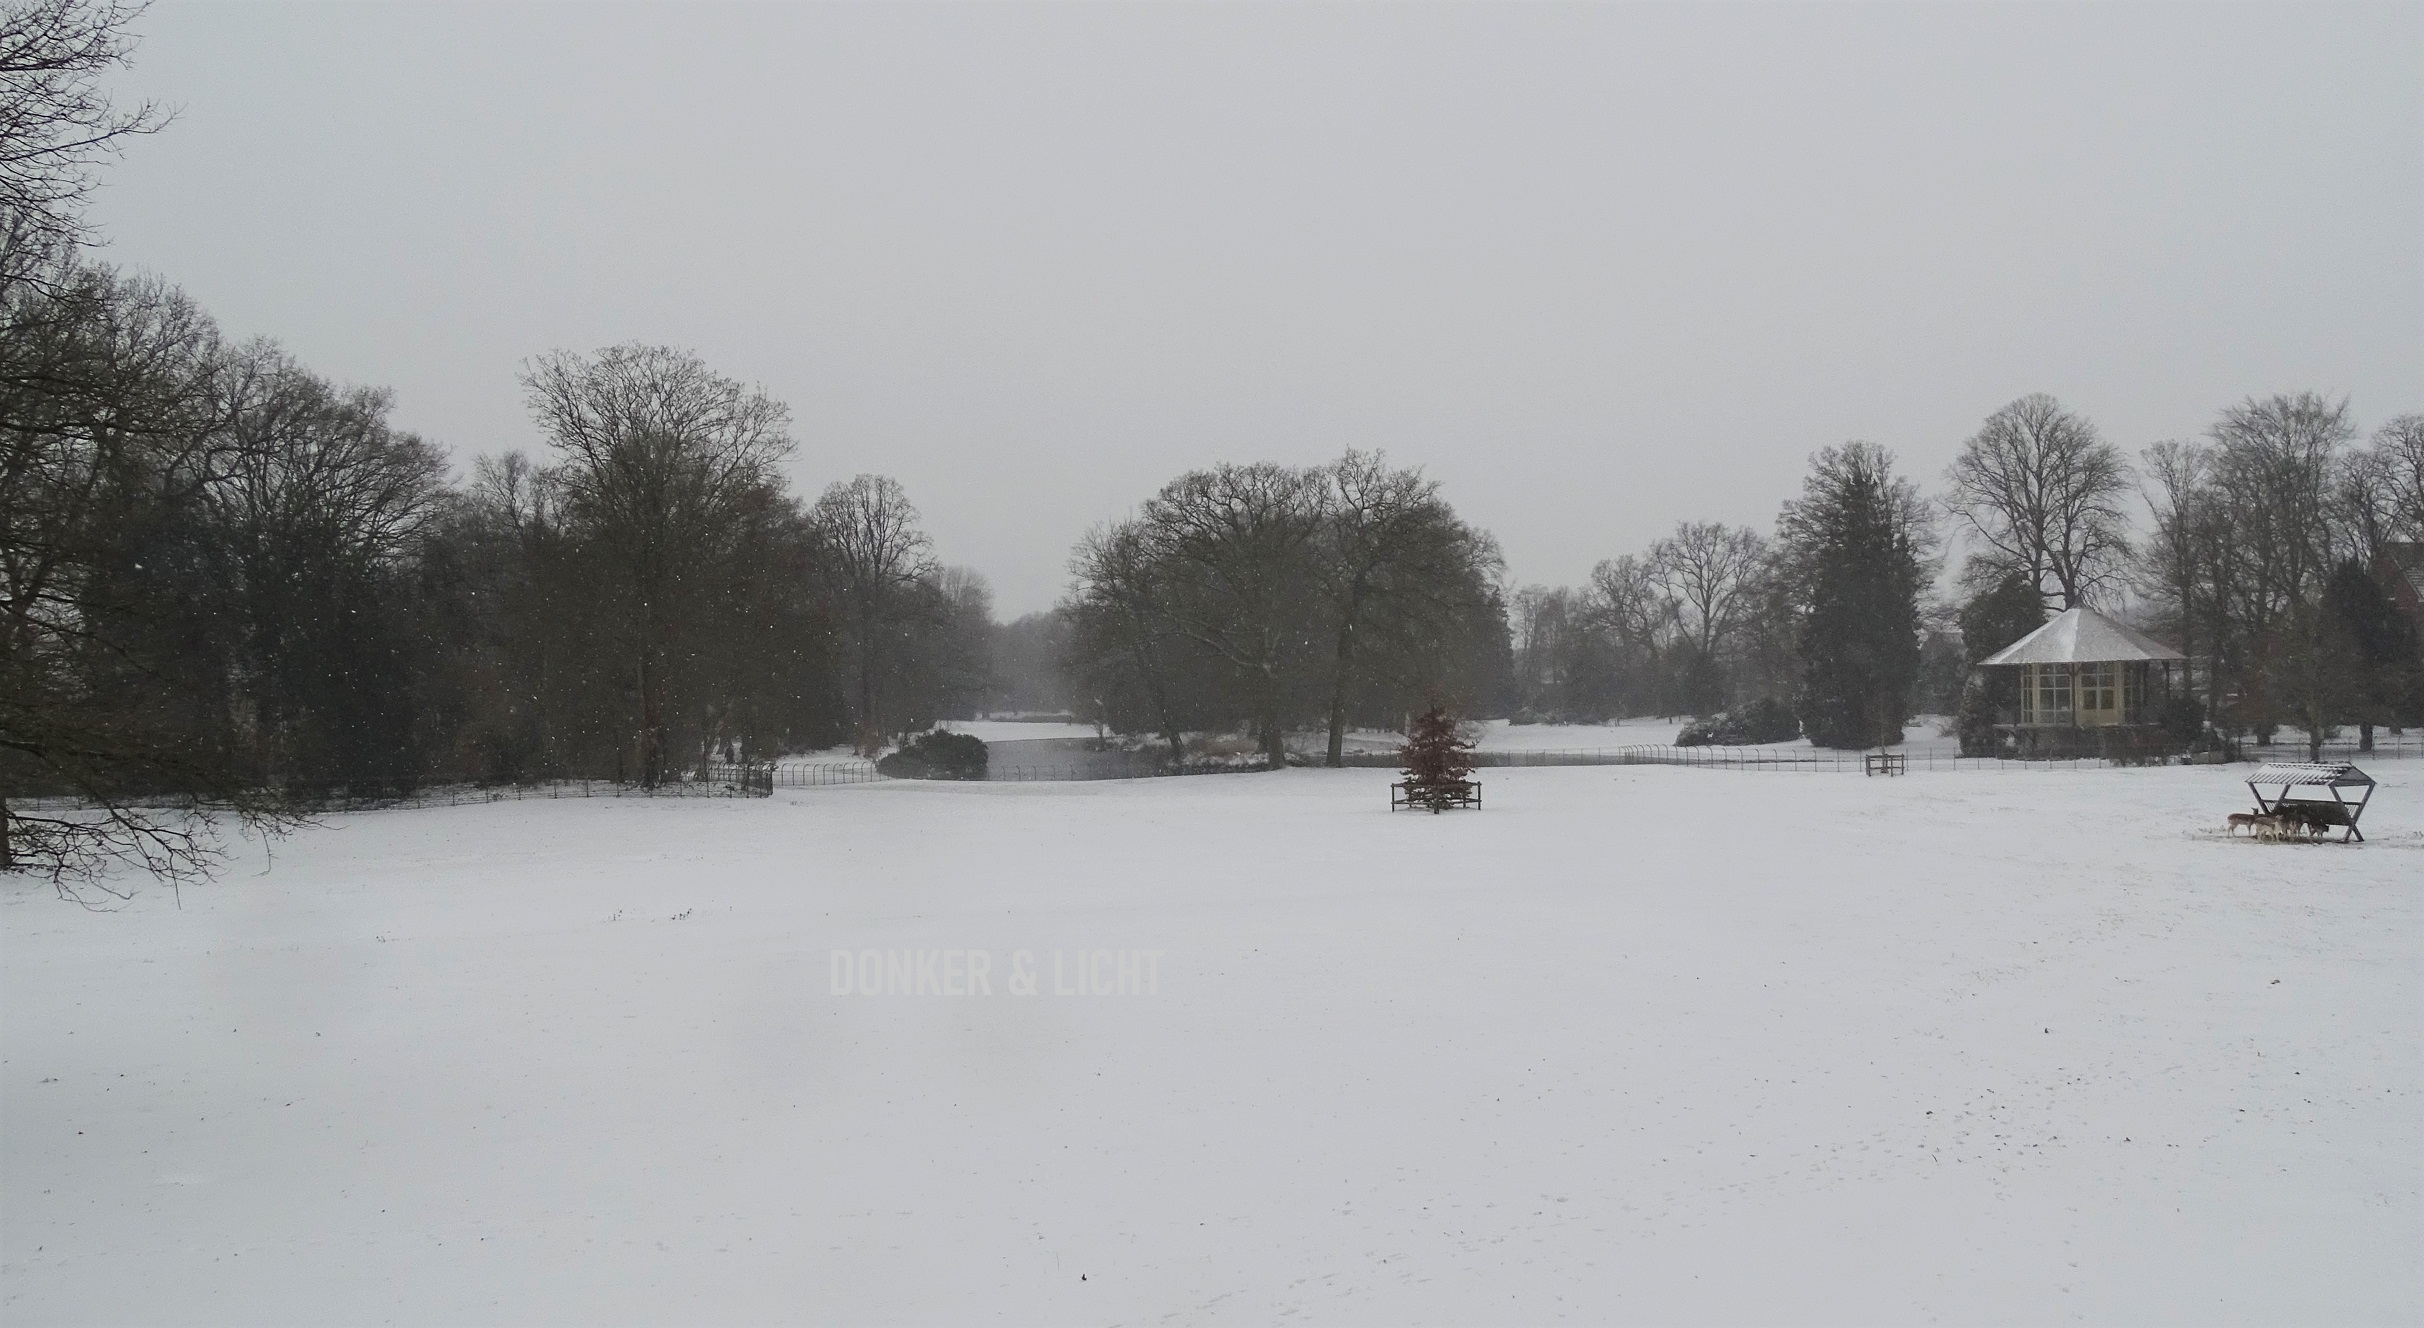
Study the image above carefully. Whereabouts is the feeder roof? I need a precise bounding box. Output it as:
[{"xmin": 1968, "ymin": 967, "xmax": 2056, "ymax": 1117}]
[
  {"xmin": 1976, "ymin": 605, "xmax": 2185, "ymax": 667},
  {"xmin": 2248, "ymin": 762, "xmax": 2374, "ymax": 788}
]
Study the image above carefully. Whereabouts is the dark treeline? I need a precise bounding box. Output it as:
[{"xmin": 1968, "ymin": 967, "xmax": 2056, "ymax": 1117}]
[
  {"xmin": 7, "ymin": 2, "xmax": 2422, "ymax": 893},
  {"xmin": 1500, "ymin": 394, "xmax": 2423, "ymax": 757},
  {"xmin": 1505, "ymin": 443, "xmax": 1938, "ymax": 747},
  {"xmin": 0, "ymin": 2, "xmax": 992, "ymax": 885},
  {"xmin": 2, "ymin": 265, "xmax": 994, "ymax": 881},
  {"xmin": 2135, "ymin": 398, "xmax": 2424, "ymax": 757}
]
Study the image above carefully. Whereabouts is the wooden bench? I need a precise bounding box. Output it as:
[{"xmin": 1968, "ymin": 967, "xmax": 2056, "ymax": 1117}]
[
  {"xmin": 1864, "ymin": 752, "xmax": 1906, "ymax": 777},
  {"xmin": 1392, "ymin": 779, "xmax": 1481, "ymax": 813}
]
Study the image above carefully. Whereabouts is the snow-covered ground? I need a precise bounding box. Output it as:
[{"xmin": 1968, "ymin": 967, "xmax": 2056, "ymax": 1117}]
[{"xmin": 4, "ymin": 764, "xmax": 2417, "ymax": 1324}]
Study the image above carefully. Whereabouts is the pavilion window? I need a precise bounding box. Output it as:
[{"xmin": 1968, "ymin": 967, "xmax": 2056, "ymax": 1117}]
[
  {"xmin": 2035, "ymin": 663, "xmax": 2072, "ymax": 722},
  {"xmin": 2080, "ymin": 662, "xmax": 2116, "ymax": 713},
  {"xmin": 2123, "ymin": 663, "xmax": 2145, "ymax": 719}
]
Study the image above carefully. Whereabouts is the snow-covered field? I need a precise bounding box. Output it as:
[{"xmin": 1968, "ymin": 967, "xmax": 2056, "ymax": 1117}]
[{"xmin": 4, "ymin": 764, "xmax": 2418, "ymax": 1324}]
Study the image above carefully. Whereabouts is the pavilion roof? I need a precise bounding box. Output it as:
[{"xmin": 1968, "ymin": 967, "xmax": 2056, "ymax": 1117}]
[{"xmin": 1977, "ymin": 605, "xmax": 2186, "ymax": 667}]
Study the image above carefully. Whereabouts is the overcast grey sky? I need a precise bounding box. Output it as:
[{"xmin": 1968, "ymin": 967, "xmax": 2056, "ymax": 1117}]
[{"xmin": 89, "ymin": 1, "xmax": 2424, "ymax": 616}]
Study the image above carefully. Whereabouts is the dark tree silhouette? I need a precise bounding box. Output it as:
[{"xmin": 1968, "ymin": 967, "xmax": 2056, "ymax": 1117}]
[
  {"xmin": 1396, "ymin": 706, "xmax": 1478, "ymax": 812},
  {"xmin": 1779, "ymin": 443, "xmax": 1935, "ymax": 749}
]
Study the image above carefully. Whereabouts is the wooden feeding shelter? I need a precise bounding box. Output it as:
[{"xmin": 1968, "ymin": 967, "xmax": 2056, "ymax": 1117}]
[
  {"xmin": 2245, "ymin": 762, "xmax": 2375, "ymax": 843},
  {"xmin": 1975, "ymin": 605, "xmax": 2186, "ymax": 758}
]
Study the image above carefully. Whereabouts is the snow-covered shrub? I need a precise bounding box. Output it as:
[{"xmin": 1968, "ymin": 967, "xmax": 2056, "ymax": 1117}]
[
  {"xmin": 1675, "ymin": 698, "xmax": 1799, "ymax": 746},
  {"xmin": 876, "ymin": 731, "xmax": 988, "ymax": 780}
]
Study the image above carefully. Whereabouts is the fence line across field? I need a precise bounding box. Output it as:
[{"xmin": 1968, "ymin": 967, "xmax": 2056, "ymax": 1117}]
[
  {"xmin": 763, "ymin": 736, "xmax": 2421, "ymax": 786},
  {"xmin": 764, "ymin": 761, "xmax": 882, "ymax": 788},
  {"xmin": 1331, "ymin": 736, "xmax": 2420, "ymax": 774},
  {"xmin": 226, "ymin": 733, "xmax": 2423, "ymax": 807},
  {"xmin": 984, "ymin": 761, "xmax": 1267, "ymax": 782},
  {"xmin": 16, "ymin": 732, "xmax": 2409, "ymax": 815}
]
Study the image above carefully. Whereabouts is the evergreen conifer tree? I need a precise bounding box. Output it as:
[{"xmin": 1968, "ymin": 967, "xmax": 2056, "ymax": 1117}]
[
  {"xmin": 1954, "ymin": 571, "xmax": 2047, "ymax": 755},
  {"xmin": 1397, "ymin": 706, "xmax": 1477, "ymax": 810},
  {"xmin": 1778, "ymin": 444, "xmax": 1934, "ymax": 749}
]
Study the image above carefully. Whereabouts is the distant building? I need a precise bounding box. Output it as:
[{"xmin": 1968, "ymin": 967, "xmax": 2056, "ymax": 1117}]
[
  {"xmin": 1976, "ymin": 605, "xmax": 2186, "ymax": 758},
  {"xmin": 2376, "ymin": 542, "xmax": 2424, "ymax": 632}
]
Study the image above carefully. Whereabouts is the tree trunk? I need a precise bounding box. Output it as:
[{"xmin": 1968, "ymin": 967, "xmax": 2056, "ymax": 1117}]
[
  {"xmin": 1324, "ymin": 614, "xmax": 1358, "ymax": 768},
  {"xmin": 1125, "ymin": 637, "xmax": 1184, "ymax": 766},
  {"xmin": 855, "ymin": 599, "xmax": 881, "ymax": 745},
  {"xmin": 858, "ymin": 655, "xmax": 877, "ymax": 741},
  {"xmin": 638, "ymin": 652, "xmax": 665, "ymax": 787}
]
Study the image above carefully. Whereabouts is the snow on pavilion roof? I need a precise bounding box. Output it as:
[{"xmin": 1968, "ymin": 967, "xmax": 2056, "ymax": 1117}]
[{"xmin": 1976, "ymin": 605, "xmax": 2186, "ymax": 667}]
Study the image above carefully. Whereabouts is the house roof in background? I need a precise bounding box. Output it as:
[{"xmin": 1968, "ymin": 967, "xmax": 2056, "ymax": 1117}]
[{"xmin": 2381, "ymin": 543, "xmax": 2424, "ymax": 606}]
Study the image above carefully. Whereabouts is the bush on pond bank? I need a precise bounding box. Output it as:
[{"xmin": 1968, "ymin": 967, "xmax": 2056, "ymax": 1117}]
[
  {"xmin": 1676, "ymin": 698, "xmax": 1800, "ymax": 746},
  {"xmin": 877, "ymin": 731, "xmax": 989, "ymax": 780}
]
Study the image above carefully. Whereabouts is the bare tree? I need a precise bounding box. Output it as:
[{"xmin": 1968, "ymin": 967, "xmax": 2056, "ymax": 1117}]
[
  {"xmin": 810, "ymin": 473, "xmax": 939, "ymax": 748},
  {"xmin": 1136, "ymin": 462, "xmax": 1329, "ymax": 768},
  {"xmin": 1507, "ymin": 584, "xmax": 1563, "ymax": 711},
  {"xmin": 1312, "ymin": 450, "xmax": 1498, "ymax": 766},
  {"xmin": 0, "ymin": 0, "xmax": 169, "ymax": 289},
  {"xmin": 2137, "ymin": 439, "xmax": 2212, "ymax": 710},
  {"xmin": 1588, "ymin": 553, "xmax": 1678, "ymax": 713},
  {"xmin": 1650, "ymin": 520, "xmax": 1767, "ymax": 710},
  {"xmin": 2334, "ymin": 444, "xmax": 2400, "ymax": 568},
  {"xmin": 0, "ymin": 268, "xmax": 299, "ymax": 896},
  {"xmin": 890, "ymin": 563, "xmax": 995, "ymax": 731},
  {"xmin": 209, "ymin": 341, "xmax": 448, "ymax": 788},
  {"xmin": 1945, "ymin": 394, "xmax": 2133, "ymax": 609},
  {"xmin": 1068, "ymin": 520, "xmax": 1190, "ymax": 761},
  {"xmin": 0, "ymin": 0, "xmax": 196, "ymax": 888},
  {"xmin": 521, "ymin": 344, "xmax": 793, "ymax": 784},
  {"xmin": 2359, "ymin": 414, "xmax": 2424, "ymax": 548},
  {"xmin": 1651, "ymin": 521, "xmax": 1765, "ymax": 660},
  {"xmin": 2203, "ymin": 392, "xmax": 2356, "ymax": 753}
]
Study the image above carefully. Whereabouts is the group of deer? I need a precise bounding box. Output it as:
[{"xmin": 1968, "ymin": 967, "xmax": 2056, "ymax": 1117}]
[{"xmin": 2226, "ymin": 810, "xmax": 2328, "ymax": 843}]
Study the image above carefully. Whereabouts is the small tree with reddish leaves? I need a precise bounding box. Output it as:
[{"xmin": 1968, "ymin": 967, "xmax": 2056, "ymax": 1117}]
[{"xmin": 1397, "ymin": 706, "xmax": 1479, "ymax": 811}]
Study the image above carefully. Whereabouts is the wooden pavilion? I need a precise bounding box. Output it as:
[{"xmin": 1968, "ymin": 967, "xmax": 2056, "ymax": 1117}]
[{"xmin": 1976, "ymin": 605, "xmax": 2186, "ymax": 758}]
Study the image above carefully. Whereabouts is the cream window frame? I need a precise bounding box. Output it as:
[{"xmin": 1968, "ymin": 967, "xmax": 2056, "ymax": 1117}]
[
  {"xmin": 2079, "ymin": 662, "xmax": 2117, "ymax": 714},
  {"xmin": 2033, "ymin": 663, "xmax": 2073, "ymax": 722}
]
